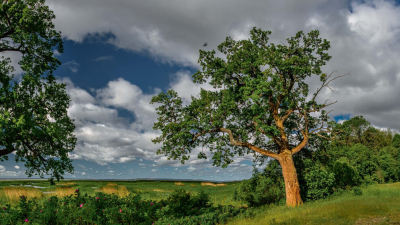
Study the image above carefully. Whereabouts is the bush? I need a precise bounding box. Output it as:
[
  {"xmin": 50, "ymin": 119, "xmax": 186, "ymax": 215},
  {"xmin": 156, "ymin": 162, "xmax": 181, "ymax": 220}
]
[
  {"xmin": 353, "ymin": 186, "xmax": 363, "ymax": 196},
  {"xmin": 332, "ymin": 157, "xmax": 360, "ymax": 189},
  {"xmin": 233, "ymin": 160, "xmax": 285, "ymax": 207},
  {"xmin": 301, "ymin": 159, "xmax": 335, "ymax": 201}
]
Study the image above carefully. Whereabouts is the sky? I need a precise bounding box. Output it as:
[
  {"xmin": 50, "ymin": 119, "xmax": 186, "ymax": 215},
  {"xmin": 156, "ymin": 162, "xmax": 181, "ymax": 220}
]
[{"xmin": 1, "ymin": 0, "xmax": 400, "ymax": 181}]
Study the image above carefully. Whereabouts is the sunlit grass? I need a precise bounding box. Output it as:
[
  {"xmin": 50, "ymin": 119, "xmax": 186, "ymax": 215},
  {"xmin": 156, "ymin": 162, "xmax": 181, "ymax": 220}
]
[
  {"xmin": 220, "ymin": 182, "xmax": 400, "ymax": 225},
  {"xmin": 0, "ymin": 187, "xmax": 45, "ymax": 206}
]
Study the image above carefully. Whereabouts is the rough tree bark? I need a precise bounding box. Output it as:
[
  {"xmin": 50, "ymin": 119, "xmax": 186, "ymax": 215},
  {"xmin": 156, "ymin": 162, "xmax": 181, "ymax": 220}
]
[{"xmin": 278, "ymin": 150, "xmax": 303, "ymax": 206}]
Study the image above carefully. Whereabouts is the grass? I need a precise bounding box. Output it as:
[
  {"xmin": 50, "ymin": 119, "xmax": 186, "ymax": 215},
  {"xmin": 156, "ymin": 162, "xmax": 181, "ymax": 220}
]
[
  {"xmin": 0, "ymin": 180, "xmax": 399, "ymax": 224},
  {"xmin": 0, "ymin": 180, "xmax": 245, "ymax": 209},
  {"xmin": 219, "ymin": 182, "xmax": 400, "ymax": 225}
]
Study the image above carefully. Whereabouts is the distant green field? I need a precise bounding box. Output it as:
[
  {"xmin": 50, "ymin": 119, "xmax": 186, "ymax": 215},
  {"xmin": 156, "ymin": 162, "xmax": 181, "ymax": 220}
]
[{"xmin": 0, "ymin": 179, "xmax": 246, "ymax": 209}]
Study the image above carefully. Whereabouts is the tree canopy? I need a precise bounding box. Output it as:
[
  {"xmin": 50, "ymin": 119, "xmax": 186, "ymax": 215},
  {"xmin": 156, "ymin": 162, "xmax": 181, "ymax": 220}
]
[
  {"xmin": 150, "ymin": 26, "xmax": 350, "ymax": 206},
  {"xmin": 0, "ymin": 0, "xmax": 76, "ymax": 184}
]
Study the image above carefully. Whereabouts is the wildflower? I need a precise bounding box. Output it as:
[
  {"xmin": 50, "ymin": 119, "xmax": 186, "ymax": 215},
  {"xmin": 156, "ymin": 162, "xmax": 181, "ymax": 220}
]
[
  {"xmin": 64, "ymin": 203, "xmax": 66, "ymax": 205},
  {"xmin": 75, "ymin": 189, "xmax": 79, "ymax": 192},
  {"xmin": 40, "ymin": 210, "xmax": 42, "ymax": 212},
  {"xmin": 49, "ymin": 199, "xmax": 51, "ymax": 201},
  {"xmin": 104, "ymin": 198, "xmax": 106, "ymax": 200},
  {"xmin": 103, "ymin": 210, "xmax": 104, "ymax": 212},
  {"xmin": 2, "ymin": 207, "xmax": 5, "ymax": 210},
  {"xmin": 119, "ymin": 209, "xmax": 122, "ymax": 212},
  {"xmin": 55, "ymin": 210, "xmax": 57, "ymax": 213},
  {"xmin": 25, "ymin": 219, "xmax": 28, "ymax": 222},
  {"xmin": 22, "ymin": 196, "xmax": 24, "ymax": 198},
  {"xmin": 151, "ymin": 203, "xmax": 153, "ymax": 205},
  {"xmin": 80, "ymin": 204, "xmax": 83, "ymax": 207},
  {"xmin": 96, "ymin": 197, "xmax": 99, "ymax": 200}
]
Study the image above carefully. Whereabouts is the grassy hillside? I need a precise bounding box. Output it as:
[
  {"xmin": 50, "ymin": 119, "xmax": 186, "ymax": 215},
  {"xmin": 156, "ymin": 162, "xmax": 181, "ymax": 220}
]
[{"xmin": 220, "ymin": 182, "xmax": 400, "ymax": 225}]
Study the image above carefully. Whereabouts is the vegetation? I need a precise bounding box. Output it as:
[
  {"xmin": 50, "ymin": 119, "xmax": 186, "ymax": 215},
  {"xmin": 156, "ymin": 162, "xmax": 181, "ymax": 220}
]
[
  {"xmin": 150, "ymin": 24, "xmax": 351, "ymax": 206},
  {"xmin": 0, "ymin": 0, "xmax": 77, "ymax": 184},
  {"xmin": 0, "ymin": 179, "xmax": 399, "ymax": 224},
  {"xmin": 0, "ymin": 180, "xmax": 265, "ymax": 224},
  {"xmin": 234, "ymin": 115, "xmax": 400, "ymax": 207}
]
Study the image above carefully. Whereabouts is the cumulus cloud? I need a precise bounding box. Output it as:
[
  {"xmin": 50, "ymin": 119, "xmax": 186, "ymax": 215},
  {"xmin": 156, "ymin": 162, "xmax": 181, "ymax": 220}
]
[{"xmin": 36, "ymin": 0, "xmax": 400, "ymax": 179}]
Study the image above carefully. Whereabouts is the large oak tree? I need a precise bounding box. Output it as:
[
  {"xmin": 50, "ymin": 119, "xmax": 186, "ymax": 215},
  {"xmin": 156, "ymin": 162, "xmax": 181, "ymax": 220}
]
[
  {"xmin": 150, "ymin": 27, "xmax": 349, "ymax": 206},
  {"xmin": 0, "ymin": 0, "xmax": 76, "ymax": 184}
]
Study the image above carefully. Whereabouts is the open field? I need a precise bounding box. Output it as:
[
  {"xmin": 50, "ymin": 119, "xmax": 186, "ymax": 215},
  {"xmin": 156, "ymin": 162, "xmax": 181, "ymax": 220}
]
[
  {"xmin": 0, "ymin": 179, "xmax": 245, "ymax": 209},
  {"xmin": 0, "ymin": 180, "xmax": 400, "ymax": 224}
]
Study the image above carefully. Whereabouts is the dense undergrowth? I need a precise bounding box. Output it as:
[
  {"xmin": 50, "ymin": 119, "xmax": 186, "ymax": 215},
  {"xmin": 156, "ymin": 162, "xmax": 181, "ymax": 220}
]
[{"xmin": 0, "ymin": 187, "xmax": 265, "ymax": 225}]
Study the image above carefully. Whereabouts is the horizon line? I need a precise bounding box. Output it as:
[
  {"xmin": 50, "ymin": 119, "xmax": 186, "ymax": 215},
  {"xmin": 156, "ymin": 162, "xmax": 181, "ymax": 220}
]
[{"xmin": 0, "ymin": 178, "xmax": 248, "ymax": 183}]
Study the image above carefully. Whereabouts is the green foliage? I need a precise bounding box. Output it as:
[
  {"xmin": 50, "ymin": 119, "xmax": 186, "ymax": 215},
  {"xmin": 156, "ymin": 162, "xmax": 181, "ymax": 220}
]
[
  {"xmin": 150, "ymin": 26, "xmax": 337, "ymax": 168},
  {"xmin": 301, "ymin": 159, "xmax": 335, "ymax": 201},
  {"xmin": 233, "ymin": 160, "xmax": 285, "ymax": 207},
  {"xmin": 0, "ymin": 187, "xmax": 261, "ymax": 225},
  {"xmin": 0, "ymin": 0, "xmax": 76, "ymax": 183},
  {"xmin": 378, "ymin": 148, "xmax": 399, "ymax": 182},
  {"xmin": 332, "ymin": 157, "xmax": 360, "ymax": 189},
  {"xmin": 392, "ymin": 133, "xmax": 400, "ymax": 148},
  {"xmin": 353, "ymin": 186, "xmax": 363, "ymax": 196}
]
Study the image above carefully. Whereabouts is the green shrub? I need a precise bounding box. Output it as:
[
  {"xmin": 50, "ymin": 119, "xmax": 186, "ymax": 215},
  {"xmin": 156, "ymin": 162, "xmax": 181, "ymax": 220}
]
[
  {"xmin": 301, "ymin": 159, "xmax": 335, "ymax": 201},
  {"xmin": 233, "ymin": 160, "xmax": 285, "ymax": 207},
  {"xmin": 353, "ymin": 186, "xmax": 363, "ymax": 196},
  {"xmin": 332, "ymin": 157, "xmax": 360, "ymax": 189}
]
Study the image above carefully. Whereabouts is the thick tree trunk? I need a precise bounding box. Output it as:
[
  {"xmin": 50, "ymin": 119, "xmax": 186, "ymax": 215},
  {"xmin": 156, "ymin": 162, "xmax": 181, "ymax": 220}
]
[{"xmin": 278, "ymin": 150, "xmax": 303, "ymax": 207}]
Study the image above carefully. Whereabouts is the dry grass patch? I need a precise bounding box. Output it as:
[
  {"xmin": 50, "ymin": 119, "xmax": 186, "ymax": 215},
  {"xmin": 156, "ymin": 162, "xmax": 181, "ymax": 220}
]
[
  {"xmin": 202, "ymin": 182, "xmax": 228, "ymax": 187},
  {"xmin": 175, "ymin": 182, "xmax": 185, "ymax": 186},
  {"xmin": 190, "ymin": 184, "xmax": 196, "ymax": 187},
  {"xmin": 97, "ymin": 185, "xmax": 130, "ymax": 198},
  {"xmin": 1, "ymin": 187, "xmax": 45, "ymax": 206},
  {"xmin": 153, "ymin": 189, "xmax": 174, "ymax": 192},
  {"xmin": 107, "ymin": 182, "xmax": 118, "ymax": 186},
  {"xmin": 56, "ymin": 182, "xmax": 76, "ymax": 186},
  {"xmin": 44, "ymin": 186, "xmax": 76, "ymax": 199}
]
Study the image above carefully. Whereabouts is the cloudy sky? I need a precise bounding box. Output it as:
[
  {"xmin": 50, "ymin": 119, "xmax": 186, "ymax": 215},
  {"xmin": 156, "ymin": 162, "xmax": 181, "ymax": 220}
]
[{"xmin": 1, "ymin": 0, "xmax": 400, "ymax": 181}]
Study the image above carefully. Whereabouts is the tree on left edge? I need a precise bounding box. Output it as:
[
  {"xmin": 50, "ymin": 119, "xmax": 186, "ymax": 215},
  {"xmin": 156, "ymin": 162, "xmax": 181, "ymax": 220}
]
[{"xmin": 0, "ymin": 0, "xmax": 77, "ymax": 185}]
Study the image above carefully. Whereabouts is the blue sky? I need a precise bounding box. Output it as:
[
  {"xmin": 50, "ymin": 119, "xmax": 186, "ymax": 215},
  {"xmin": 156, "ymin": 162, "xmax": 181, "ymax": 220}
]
[{"xmin": 1, "ymin": 0, "xmax": 400, "ymax": 181}]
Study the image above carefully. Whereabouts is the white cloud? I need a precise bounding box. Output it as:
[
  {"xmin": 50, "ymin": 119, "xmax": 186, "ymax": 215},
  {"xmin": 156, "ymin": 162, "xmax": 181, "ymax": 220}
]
[
  {"xmin": 0, "ymin": 165, "xmax": 5, "ymax": 172},
  {"xmin": 31, "ymin": 0, "xmax": 400, "ymax": 180},
  {"xmin": 53, "ymin": 49, "xmax": 61, "ymax": 56},
  {"xmin": 62, "ymin": 60, "xmax": 80, "ymax": 73},
  {"xmin": 93, "ymin": 55, "xmax": 113, "ymax": 61},
  {"xmin": 14, "ymin": 166, "xmax": 20, "ymax": 169}
]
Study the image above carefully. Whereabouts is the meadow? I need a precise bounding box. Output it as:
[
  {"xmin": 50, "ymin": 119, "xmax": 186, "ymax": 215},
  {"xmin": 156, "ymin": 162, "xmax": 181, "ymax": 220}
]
[{"xmin": 0, "ymin": 179, "xmax": 399, "ymax": 224}]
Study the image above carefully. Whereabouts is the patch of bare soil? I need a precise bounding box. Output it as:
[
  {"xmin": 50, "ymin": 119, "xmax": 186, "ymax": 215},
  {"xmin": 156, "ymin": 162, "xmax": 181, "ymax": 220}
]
[{"xmin": 355, "ymin": 214, "xmax": 400, "ymax": 224}]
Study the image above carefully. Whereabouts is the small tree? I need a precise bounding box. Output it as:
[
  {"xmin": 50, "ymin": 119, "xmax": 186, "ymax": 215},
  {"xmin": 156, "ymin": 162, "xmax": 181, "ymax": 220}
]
[
  {"xmin": 150, "ymin": 27, "xmax": 349, "ymax": 206},
  {"xmin": 0, "ymin": 0, "xmax": 76, "ymax": 184}
]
